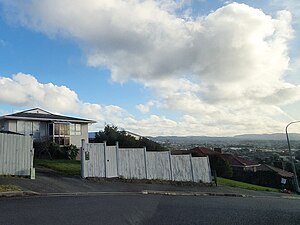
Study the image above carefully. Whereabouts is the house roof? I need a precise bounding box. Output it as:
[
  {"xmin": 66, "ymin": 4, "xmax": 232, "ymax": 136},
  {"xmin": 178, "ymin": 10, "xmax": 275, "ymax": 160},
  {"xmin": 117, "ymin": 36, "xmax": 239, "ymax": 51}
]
[
  {"xmin": 0, "ymin": 108, "xmax": 96, "ymax": 124},
  {"xmin": 220, "ymin": 154, "xmax": 260, "ymax": 167},
  {"xmin": 190, "ymin": 147, "xmax": 221, "ymax": 156},
  {"xmin": 257, "ymin": 164, "xmax": 294, "ymax": 178},
  {"xmin": 171, "ymin": 150, "xmax": 191, "ymax": 155},
  {"xmin": 189, "ymin": 147, "xmax": 259, "ymax": 167}
]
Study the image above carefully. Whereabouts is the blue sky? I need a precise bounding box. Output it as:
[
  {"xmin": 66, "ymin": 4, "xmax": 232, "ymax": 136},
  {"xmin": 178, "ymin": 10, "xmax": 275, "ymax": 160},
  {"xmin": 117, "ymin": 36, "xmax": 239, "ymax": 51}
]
[{"xmin": 0, "ymin": 0, "xmax": 300, "ymax": 136}]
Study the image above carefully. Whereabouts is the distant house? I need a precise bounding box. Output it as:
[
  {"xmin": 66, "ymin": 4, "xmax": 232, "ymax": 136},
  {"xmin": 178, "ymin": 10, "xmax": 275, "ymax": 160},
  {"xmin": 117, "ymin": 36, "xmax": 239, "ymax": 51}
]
[
  {"xmin": 125, "ymin": 131, "xmax": 143, "ymax": 140},
  {"xmin": 257, "ymin": 164, "xmax": 294, "ymax": 179},
  {"xmin": 189, "ymin": 147, "xmax": 260, "ymax": 172},
  {"xmin": 0, "ymin": 108, "xmax": 96, "ymax": 147},
  {"xmin": 219, "ymin": 154, "xmax": 260, "ymax": 173}
]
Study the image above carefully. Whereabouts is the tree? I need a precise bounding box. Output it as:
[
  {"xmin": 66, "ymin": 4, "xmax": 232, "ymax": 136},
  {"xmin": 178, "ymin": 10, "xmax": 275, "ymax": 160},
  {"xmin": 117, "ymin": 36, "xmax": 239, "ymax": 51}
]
[
  {"xmin": 94, "ymin": 125, "xmax": 166, "ymax": 151},
  {"xmin": 295, "ymin": 150, "xmax": 300, "ymax": 161},
  {"xmin": 209, "ymin": 155, "xmax": 232, "ymax": 178}
]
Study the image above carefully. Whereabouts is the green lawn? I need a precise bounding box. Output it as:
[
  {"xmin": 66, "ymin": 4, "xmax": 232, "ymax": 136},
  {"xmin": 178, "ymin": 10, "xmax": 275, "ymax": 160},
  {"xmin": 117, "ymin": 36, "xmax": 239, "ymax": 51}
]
[
  {"xmin": 0, "ymin": 185, "xmax": 22, "ymax": 192},
  {"xmin": 34, "ymin": 159, "xmax": 81, "ymax": 175},
  {"xmin": 217, "ymin": 177, "xmax": 279, "ymax": 192}
]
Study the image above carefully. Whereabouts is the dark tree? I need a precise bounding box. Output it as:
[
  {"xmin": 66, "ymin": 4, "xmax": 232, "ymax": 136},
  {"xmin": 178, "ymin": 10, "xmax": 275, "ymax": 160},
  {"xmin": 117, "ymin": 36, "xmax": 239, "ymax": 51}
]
[
  {"xmin": 94, "ymin": 125, "xmax": 166, "ymax": 151},
  {"xmin": 209, "ymin": 155, "xmax": 232, "ymax": 178}
]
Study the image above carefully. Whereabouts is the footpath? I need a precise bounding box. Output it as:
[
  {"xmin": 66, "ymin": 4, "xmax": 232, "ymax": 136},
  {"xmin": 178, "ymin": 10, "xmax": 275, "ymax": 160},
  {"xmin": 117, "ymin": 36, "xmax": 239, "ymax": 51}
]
[{"xmin": 0, "ymin": 168, "xmax": 299, "ymax": 200}]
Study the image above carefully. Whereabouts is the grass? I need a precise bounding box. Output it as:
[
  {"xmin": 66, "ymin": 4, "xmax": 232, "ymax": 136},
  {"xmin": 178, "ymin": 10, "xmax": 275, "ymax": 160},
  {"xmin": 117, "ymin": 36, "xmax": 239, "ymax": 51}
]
[
  {"xmin": 217, "ymin": 177, "xmax": 279, "ymax": 192},
  {"xmin": 34, "ymin": 159, "xmax": 81, "ymax": 175},
  {"xmin": 0, "ymin": 185, "xmax": 22, "ymax": 192}
]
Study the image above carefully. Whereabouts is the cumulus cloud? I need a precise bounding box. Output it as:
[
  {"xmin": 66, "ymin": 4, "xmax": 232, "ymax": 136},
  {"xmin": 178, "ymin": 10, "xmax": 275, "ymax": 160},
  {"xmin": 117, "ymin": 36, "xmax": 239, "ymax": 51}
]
[
  {"xmin": 1, "ymin": 1, "xmax": 299, "ymax": 135},
  {"xmin": 136, "ymin": 101, "xmax": 155, "ymax": 113},
  {"xmin": 1, "ymin": 2, "xmax": 295, "ymax": 92},
  {"xmin": 0, "ymin": 73, "xmax": 130, "ymax": 126}
]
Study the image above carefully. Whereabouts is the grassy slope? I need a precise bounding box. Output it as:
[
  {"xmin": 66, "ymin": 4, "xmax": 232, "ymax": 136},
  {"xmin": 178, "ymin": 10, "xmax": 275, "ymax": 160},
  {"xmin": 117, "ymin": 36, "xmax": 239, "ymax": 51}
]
[
  {"xmin": 34, "ymin": 160, "xmax": 81, "ymax": 175},
  {"xmin": 0, "ymin": 185, "xmax": 21, "ymax": 192},
  {"xmin": 217, "ymin": 177, "xmax": 279, "ymax": 192}
]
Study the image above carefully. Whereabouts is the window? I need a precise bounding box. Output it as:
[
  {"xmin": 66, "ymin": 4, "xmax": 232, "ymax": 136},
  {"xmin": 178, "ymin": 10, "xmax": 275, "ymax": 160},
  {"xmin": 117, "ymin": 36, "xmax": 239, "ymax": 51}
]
[
  {"xmin": 0, "ymin": 121, "xmax": 4, "ymax": 131},
  {"xmin": 50, "ymin": 123, "xmax": 71, "ymax": 146},
  {"xmin": 54, "ymin": 137, "xmax": 70, "ymax": 145},
  {"xmin": 70, "ymin": 123, "xmax": 81, "ymax": 135},
  {"xmin": 49, "ymin": 124, "xmax": 53, "ymax": 135},
  {"xmin": 54, "ymin": 123, "xmax": 70, "ymax": 136}
]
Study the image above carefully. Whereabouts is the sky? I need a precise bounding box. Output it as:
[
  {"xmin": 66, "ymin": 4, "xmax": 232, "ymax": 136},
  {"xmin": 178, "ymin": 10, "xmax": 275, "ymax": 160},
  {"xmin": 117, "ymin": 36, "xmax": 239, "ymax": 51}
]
[{"xmin": 0, "ymin": 0, "xmax": 300, "ymax": 136}]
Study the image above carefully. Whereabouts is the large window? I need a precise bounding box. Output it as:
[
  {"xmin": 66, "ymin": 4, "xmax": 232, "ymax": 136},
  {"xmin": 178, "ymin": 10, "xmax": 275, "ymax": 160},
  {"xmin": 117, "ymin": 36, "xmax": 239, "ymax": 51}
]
[
  {"xmin": 70, "ymin": 124, "xmax": 81, "ymax": 135},
  {"xmin": 54, "ymin": 123, "xmax": 70, "ymax": 136},
  {"xmin": 49, "ymin": 123, "xmax": 71, "ymax": 145}
]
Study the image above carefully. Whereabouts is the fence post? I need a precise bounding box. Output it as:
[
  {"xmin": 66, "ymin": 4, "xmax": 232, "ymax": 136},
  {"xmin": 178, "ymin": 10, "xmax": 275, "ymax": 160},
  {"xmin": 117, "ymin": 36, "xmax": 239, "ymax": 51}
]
[
  {"xmin": 116, "ymin": 141, "xmax": 119, "ymax": 176},
  {"xmin": 30, "ymin": 137, "xmax": 35, "ymax": 180},
  {"xmin": 104, "ymin": 141, "xmax": 107, "ymax": 178},
  {"xmin": 206, "ymin": 156, "xmax": 213, "ymax": 183},
  {"xmin": 143, "ymin": 147, "xmax": 148, "ymax": 179},
  {"xmin": 168, "ymin": 151, "xmax": 173, "ymax": 181},
  {"xmin": 189, "ymin": 154, "xmax": 195, "ymax": 182},
  {"xmin": 81, "ymin": 139, "xmax": 86, "ymax": 178}
]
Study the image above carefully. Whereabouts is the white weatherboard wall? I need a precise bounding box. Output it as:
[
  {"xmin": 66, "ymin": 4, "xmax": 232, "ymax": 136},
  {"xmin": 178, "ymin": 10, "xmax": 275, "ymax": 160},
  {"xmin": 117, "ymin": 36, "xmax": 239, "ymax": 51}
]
[
  {"xmin": 192, "ymin": 157, "xmax": 212, "ymax": 183},
  {"xmin": 0, "ymin": 133, "xmax": 34, "ymax": 178},
  {"xmin": 81, "ymin": 141, "xmax": 212, "ymax": 183},
  {"xmin": 118, "ymin": 148, "xmax": 146, "ymax": 179},
  {"xmin": 172, "ymin": 155, "xmax": 193, "ymax": 182},
  {"xmin": 146, "ymin": 151, "xmax": 171, "ymax": 180}
]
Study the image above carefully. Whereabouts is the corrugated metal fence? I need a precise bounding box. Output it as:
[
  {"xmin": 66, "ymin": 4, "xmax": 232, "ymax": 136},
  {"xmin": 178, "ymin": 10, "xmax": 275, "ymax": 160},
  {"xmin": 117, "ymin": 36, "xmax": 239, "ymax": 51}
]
[
  {"xmin": 0, "ymin": 133, "xmax": 35, "ymax": 178},
  {"xmin": 81, "ymin": 141, "xmax": 212, "ymax": 183}
]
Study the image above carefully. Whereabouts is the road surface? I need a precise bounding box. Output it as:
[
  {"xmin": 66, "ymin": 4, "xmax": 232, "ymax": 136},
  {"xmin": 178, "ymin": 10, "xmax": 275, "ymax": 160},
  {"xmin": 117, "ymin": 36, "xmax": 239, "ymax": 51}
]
[{"xmin": 0, "ymin": 194, "xmax": 299, "ymax": 225}]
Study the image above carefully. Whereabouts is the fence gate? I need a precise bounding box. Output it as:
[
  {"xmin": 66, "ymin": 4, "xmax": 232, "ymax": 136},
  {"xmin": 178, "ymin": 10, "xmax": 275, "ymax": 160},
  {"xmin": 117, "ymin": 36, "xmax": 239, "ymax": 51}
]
[
  {"xmin": 0, "ymin": 133, "xmax": 35, "ymax": 179},
  {"xmin": 105, "ymin": 146, "xmax": 118, "ymax": 178}
]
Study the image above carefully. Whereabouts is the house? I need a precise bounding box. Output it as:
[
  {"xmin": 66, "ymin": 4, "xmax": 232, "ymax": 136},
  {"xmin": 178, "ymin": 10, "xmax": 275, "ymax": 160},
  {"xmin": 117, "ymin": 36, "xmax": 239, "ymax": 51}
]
[
  {"xmin": 125, "ymin": 131, "xmax": 143, "ymax": 140},
  {"xmin": 189, "ymin": 147, "xmax": 260, "ymax": 172},
  {"xmin": 219, "ymin": 154, "xmax": 260, "ymax": 173},
  {"xmin": 257, "ymin": 164, "xmax": 294, "ymax": 179},
  {"xmin": 0, "ymin": 108, "xmax": 96, "ymax": 148}
]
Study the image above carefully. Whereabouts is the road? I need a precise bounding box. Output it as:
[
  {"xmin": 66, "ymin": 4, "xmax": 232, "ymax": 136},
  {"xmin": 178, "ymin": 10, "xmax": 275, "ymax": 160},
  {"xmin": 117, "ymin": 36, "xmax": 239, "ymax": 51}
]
[{"xmin": 0, "ymin": 194, "xmax": 299, "ymax": 225}]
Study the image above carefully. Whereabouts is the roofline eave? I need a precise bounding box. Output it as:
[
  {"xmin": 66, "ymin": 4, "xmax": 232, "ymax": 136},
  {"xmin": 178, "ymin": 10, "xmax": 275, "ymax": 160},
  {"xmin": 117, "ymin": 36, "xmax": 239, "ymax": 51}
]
[{"xmin": 2, "ymin": 116, "xmax": 96, "ymax": 124}]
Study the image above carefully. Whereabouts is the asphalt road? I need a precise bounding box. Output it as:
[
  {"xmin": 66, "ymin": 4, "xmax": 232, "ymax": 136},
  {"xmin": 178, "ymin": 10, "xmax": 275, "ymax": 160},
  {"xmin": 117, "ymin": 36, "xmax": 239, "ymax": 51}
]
[{"xmin": 0, "ymin": 194, "xmax": 299, "ymax": 225}]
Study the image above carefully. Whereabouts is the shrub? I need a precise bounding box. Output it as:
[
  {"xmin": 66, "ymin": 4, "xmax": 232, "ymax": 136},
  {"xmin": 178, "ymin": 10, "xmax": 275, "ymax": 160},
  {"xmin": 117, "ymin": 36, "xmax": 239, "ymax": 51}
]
[
  {"xmin": 34, "ymin": 141, "xmax": 79, "ymax": 160},
  {"xmin": 61, "ymin": 145, "xmax": 79, "ymax": 160},
  {"xmin": 209, "ymin": 155, "xmax": 233, "ymax": 178}
]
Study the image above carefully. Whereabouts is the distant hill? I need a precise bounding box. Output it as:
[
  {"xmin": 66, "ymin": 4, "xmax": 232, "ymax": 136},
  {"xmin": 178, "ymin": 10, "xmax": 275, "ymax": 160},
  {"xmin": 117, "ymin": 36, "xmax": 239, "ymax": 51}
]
[
  {"xmin": 233, "ymin": 133, "xmax": 300, "ymax": 140},
  {"xmin": 150, "ymin": 133, "xmax": 300, "ymax": 143}
]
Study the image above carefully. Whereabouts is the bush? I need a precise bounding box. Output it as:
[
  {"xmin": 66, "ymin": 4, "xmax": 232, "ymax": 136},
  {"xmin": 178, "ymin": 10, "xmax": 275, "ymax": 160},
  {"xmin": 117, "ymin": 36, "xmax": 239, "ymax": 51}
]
[
  {"xmin": 61, "ymin": 145, "xmax": 79, "ymax": 160},
  {"xmin": 209, "ymin": 155, "xmax": 233, "ymax": 178},
  {"xmin": 34, "ymin": 141, "xmax": 79, "ymax": 160}
]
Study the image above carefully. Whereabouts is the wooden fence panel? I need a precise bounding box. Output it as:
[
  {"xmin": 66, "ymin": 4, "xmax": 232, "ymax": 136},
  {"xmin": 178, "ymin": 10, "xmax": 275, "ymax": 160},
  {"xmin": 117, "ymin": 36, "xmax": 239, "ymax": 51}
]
[
  {"xmin": 82, "ymin": 142, "xmax": 212, "ymax": 183},
  {"xmin": 0, "ymin": 133, "xmax": 34, "ymax": 177}
]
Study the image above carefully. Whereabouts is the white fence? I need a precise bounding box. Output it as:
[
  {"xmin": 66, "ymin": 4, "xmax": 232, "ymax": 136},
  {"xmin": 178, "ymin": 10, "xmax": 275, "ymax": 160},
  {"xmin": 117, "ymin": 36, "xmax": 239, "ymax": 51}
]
[
  {"xmin": 81, "ymin": 141, "xmax": 212, "ymax": 183},
  {"xmin": 0, "ymin": 133, "xmax": 35, "ymax": 178}
]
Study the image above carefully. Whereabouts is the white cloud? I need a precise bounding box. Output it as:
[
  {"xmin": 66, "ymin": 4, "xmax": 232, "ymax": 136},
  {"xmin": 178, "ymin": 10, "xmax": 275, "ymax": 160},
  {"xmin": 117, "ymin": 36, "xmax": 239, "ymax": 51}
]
[
  {"xmin": 0, "ymin": 73, "xmax": 130, "ymax": 127},
  {"xmin": 271, "ymin": 0, "xmax": 300, "ymax": 25},
  {"xmin": 136, "ymin": 101, "xmax": 155, "ymax": 113},
  {"xmin": 1, "ymin": 1, "xmax": 300, "ymax": 135}
]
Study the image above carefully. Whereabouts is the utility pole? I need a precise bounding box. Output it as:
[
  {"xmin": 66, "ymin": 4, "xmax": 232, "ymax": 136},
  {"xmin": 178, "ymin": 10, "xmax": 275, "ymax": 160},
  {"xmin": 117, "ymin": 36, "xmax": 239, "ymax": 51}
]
[{"xmin": 285, "ymin": 121, "xmax": 300, "ymax": 194}]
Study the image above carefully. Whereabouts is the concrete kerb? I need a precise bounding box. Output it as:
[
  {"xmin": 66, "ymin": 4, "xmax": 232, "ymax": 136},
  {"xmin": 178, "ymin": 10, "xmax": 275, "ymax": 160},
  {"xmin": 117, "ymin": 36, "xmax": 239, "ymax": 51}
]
[
  {"xmin": 2, "ymin": 190, "xmax": 300, "ymax": 200},
  {"xmin": 141, "ymin": 190, "xmax": 249, "ymax": 198},
  {"xmin": 0, "ymin": 190, "xmax": 249, "ymax": 198},
  {"xmin": 0, "ymin": 191, "xmax": 39, "ymax": 198}
]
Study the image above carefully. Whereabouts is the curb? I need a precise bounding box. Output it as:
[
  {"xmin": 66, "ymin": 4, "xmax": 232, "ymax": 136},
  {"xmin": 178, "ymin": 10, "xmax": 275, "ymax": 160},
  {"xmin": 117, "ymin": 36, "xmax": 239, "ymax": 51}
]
[
  {"xmin": 0, "ymin": 191, "xmax": 39, "ymax": 198},
  {"xmin": 141, "ymin": 190, "xmax": 249, "ymax": 198}
]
